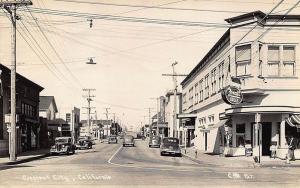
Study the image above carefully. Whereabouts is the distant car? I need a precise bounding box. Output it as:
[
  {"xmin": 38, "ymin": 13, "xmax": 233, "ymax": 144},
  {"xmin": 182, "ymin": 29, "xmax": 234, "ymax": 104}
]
[
  {"xmin": 149, "ymin": 136, "xmax": 161, "ymax": 148},
  {"xmin": 79, "ymin": 136, "xmax": 96, "ymax": 145},
  {"xmin": 123, "ymin": 135, "xmax": 135, "ymax": 147},
  {"xmin": 50, "ymin": 137, "xmax": 75, "ymax": 155},
  {"xmin": 75, "ymin": 139, "xmax": 92, "ymax": 150},
  {"xmin": 160, "ymin": 137, "xmax": 181, "ymax": 157},
  {"xmin": 108, "ymin": 135, "xmax": 118, "ymax": 144}
]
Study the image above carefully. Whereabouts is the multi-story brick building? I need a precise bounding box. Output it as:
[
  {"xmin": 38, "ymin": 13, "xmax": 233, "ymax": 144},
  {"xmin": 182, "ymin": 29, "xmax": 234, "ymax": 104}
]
[{"xmin": 180, "ymin": 11, "xmax": 300, "ymax": 159}]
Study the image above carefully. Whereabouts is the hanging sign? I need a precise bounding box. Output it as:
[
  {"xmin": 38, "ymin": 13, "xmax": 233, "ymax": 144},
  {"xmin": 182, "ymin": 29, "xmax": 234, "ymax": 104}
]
[{"xmin": 221, "ymin": 86, "xmax": 243, "ymax": 105}]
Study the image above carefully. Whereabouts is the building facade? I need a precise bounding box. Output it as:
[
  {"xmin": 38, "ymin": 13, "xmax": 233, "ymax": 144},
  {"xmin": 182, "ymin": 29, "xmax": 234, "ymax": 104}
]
[
  {"xmin": 180, "ymin": 11, "xmax": 300, "ymax": 159},
  {"xmin": 0, "ymin": 64, "xmax": 43, "ymax": 155}
]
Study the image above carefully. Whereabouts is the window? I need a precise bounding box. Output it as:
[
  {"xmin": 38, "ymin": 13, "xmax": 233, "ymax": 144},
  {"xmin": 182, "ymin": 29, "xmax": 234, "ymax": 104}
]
[
  {"xmin": 189, "ymin": 87, "xmax": 194, "ymax": 107},
  {"xmin": 183, "ymin": 93, "xmax": 187, "ymax": 104},
  {"xmin": 204, "ymin": 74, "xmax": 209, "ymax": 99},
  {"xmin": 236, "ymin": 124, "xmax": 245, "ymax": 133},
  {"xmin": 194, "ymin": 83, "xmax": 199, "ymax": 104},
  {"xmin": 199, "ymin": 79, "xmax": 203, "ymax": 102},
  {"xmin": 211, "ymin": 68, "xmax": 217, "ymax": 95},
  {"xmin": 236, "ymin": 44, "xmax": 251, "ymax": 76},
  {"xmin": 208, "ymin": 115, "xmax": 214, "ymax": 125},
  {"xmin": 282, "ymin": 46, "xmax": 295, "ymax": 76},
  {"xmin": 267, "ymin": 46, "xmax": 280, "ymax": 76},
  {"xmin": 218, "ymin": 62, "xmax": 224, "ymax": 90}
]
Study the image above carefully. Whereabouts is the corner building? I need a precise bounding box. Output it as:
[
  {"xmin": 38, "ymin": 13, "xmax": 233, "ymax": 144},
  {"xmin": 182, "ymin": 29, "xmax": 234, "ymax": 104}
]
[{"xmin": 180, "ymin": 11, "xmax": 300, "ymax": 159}]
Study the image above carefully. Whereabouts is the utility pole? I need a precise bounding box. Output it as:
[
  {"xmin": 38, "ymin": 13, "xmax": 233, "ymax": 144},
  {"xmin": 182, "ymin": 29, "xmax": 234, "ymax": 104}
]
[
  {"xmin": 162, "ymin": 62, "xmax": 187, "ymax": 138},
  {"xmin": 104, "ymin": 108, "xmax": 110, "ymax": 138},
  {"xmin": 1, "ymin": 0, "xmax": 32, "ymax": 162},
  {"xmin": 145, "ymin": 108, "xmax": 153, "ymax": 137},
  {"xmin": 150, "ymin": 97, "xmax": 159, "ymax": 136},
  {"xmin": 82, "ymin": 89, "xmax": 96, "ymax": 138}
]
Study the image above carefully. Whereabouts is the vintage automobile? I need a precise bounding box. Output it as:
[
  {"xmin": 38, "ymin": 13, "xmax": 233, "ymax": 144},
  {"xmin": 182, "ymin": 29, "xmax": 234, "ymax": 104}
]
[
  {"xmin": 160, "ymin": 137, "xmax": 181, "ymax": 157},
  {"xmin": 50, "ymin": 137, "xmax": 76, "ymax": 155},
  {"xmin": 108, "ymin": 135, "xmax": 118, "ymax": 144},
  {"xmin": 75, "ymin": 139, "xmax": 93, "ymax": 150},
  {"xmin": 149, "ymin": 136, "xmax": 161, "ymax": 148},
  {"xmin": 78, "ymin": 136, "xmax": 96, "ymax": 145},
  {"xmin": 123, "ymin": 135, "xmax": 135, "ymax": 147}
]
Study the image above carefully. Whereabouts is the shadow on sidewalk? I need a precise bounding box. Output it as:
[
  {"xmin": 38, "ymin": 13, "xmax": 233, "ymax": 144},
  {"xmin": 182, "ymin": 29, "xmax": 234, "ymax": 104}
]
[{"xmin": 0, "ymin": 164, "xmax": 33, "ymax": 171}]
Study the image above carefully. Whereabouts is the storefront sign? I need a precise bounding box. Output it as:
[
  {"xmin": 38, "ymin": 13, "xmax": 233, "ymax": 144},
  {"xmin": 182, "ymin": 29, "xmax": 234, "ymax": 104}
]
[{"xmin": 221, "ymin": 86, "xmax": 243, "ymax": 105}]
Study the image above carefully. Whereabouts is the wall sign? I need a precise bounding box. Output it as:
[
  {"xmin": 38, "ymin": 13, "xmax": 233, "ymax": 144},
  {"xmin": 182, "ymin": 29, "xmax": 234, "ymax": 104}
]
[{"xmin": 221, "ymin": 86, "xmax": 243, "ymax": 105}]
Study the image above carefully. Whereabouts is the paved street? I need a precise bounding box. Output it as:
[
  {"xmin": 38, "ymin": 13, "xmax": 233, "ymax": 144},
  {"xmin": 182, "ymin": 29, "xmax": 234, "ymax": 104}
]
[{"xmin": 0, "ymin": 139, "xmax": 300, "ymax": 188}]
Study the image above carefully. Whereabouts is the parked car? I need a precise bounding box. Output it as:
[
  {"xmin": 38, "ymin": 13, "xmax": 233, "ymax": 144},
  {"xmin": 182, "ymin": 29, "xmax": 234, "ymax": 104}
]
[
  {"xmin": 50, "ymin": 137, "xmax": 76, "ymax": 155},
  {"xmin": 79, "ymin": 136, "xmax": 96, "ymax": 145},
  {"xmin": 149, "ymin": 136, "xmax": 161, "ymax": 148},
  {"xmin": 75, "ymin": 139, "xmax": 93, "ymax": 150},
  {"xmin": 108, "ymin": 135, "xmax": 118, "ymax": 144},
  {"xmin": 123, "ymin": 135, "xmax": 135, "ymax": 147},
  {"xmin": 160, "ymin": 137, "xmax": 181, "ymax": 157}
]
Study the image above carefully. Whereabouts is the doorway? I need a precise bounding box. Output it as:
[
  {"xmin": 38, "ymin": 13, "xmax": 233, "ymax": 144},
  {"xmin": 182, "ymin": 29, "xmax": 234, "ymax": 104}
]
[
  {"xmin": 204, "ymin": 132, "xmax": 208, "ymax": 151},
  {"xmin": 262, "ymin": 123, "xmax": 272, "ymax": 156}
]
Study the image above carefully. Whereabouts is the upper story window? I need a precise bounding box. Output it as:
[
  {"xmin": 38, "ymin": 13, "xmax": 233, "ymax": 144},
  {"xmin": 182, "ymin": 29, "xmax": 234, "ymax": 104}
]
[
  {"xmin": 267, "ymin": 45, "xmax": 296, "ymax": 77},
  {"xmin": 208, "ymin": 115, "xmax": 215, "ymax": 125},
  {"xmin": 204, "ymin": 74, "xmax": 210, "ymax": 99},
  {"xmin": 211, "ymin": 68, "xmax": 217, "ymax": 95},
  {"xmin": 235, "ymin": 44, "xmax": 251, "ymax": 76},
  {"xmin": 194, "ymin": 83, "xmax": 199, "ymax": 105},
  {"xmin": 188, "ymin": 87, "xmax": 194, "ymax": 107},
  {"xmin": 267, "ymin": 46, "xmax": 280, "ymax": 76},
  {"xmin": 282, "ymin": 46, "xmax": 295, "ymax": 76},
  {"xmin": 199, "ymin": 79, "xmax": 203, "ymax": 102},
  {"xmin": 218, "ymin": 61, "xmax": 224, "ymax": 91},
  {"xmin": 183, "ymin": 93, "xmax": 187, "ymax": 104}
]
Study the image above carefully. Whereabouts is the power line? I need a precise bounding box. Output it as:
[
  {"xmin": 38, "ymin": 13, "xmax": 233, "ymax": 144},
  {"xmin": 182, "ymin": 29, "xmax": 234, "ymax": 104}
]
[
  {"xmin": 25, "ymin": 7, "xmax": 83, "ymax": 87},
  {"xmin": 18, "ymin": 7, "xmax": 230, "ymax": 28},
  {"xmin": 52, "ymin": 0, "xmax": 249, "ymax": 14}
]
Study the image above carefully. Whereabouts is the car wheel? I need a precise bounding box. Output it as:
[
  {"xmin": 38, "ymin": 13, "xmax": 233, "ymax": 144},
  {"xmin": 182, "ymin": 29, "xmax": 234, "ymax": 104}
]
[
  {"xmin": 160, "ymin": 152, "xmax": 164, "ymax": 156},
  {"xmin": 149, "ymin": 145, "xmax": 151, "ymax": 148},
  {"xmin": 123, "ymin": 144, "xmax": 125, "ymax": 147}
]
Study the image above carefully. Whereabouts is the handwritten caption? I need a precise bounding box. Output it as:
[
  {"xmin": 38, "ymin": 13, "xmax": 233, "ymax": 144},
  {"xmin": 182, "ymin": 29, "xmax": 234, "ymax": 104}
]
[
  {"xmin": 22, "ymin": 174, "xmax": 112, "ymax": 182},
  {"xmin": 227, "ymin": 172, "xmax": 254, "ymax": 180}
]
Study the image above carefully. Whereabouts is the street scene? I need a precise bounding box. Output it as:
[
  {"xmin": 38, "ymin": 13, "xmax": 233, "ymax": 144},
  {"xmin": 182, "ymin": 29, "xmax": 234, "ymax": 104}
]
[{"xmin": 1, "ymin": 0, "xmax": 300, "ymax": 187}]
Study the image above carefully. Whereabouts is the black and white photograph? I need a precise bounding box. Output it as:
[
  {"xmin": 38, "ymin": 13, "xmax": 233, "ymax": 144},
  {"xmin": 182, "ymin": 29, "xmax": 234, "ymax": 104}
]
[{"xmin": 1, "ymin": 0, "xmax": 300, "ymax": 187}]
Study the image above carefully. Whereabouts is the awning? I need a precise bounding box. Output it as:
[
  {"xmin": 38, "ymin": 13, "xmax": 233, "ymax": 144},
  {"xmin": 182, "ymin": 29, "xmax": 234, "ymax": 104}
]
[
  {"xmin": 200, "ymin": 119, "xmax": 228, "ymax": 132},
  {"xmin": 177, "ymin": 113, "xmax": 197, "ymax": 119},
  {"xmin": 286, "ymin": 115, "xmax": 300, "ymax": 128}
]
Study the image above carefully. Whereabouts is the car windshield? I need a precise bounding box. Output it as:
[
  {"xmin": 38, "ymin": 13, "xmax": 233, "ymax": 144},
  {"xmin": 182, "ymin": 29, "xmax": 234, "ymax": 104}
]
[
  {"xmin": 162, "ymin": 138, "xmax": 179, "ymax": 146},
  {"xmin": 151, "ymin": 136, "xmax": 160, "ymax": 140},
  {"xmin": 124, "ymin": 136, "xmax": 133, "ymax": 140},
  {"xmin": 55, "ymin": 138, "xmax": 69, "ymax": 143}
]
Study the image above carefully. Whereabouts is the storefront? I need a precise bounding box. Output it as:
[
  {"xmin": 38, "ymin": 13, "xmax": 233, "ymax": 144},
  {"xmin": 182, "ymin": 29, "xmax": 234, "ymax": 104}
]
[
  {"xmin": 177, "ymin": 113, "xmax": 196, "ymax": 147},
  {"xmin": 221, "ymin": 106, "xmax": 300, "ymax": 159}
]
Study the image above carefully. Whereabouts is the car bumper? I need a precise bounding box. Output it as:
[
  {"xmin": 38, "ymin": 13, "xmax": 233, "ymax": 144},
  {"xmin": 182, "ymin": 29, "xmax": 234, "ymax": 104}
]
[
  {"xmin": 75, "ymin": 145, "xmax": 88, "ymax": 149},
  {"xmin": 160, "ymin": 149, "xmax": 181, "ymax": 155},
  {"xmin": 50, "ymin": 148, "xmax": 68, "ymax": 154},
  {"xmin": 149, "ymin": 144, "xmax": 160, "ymax": 147}
]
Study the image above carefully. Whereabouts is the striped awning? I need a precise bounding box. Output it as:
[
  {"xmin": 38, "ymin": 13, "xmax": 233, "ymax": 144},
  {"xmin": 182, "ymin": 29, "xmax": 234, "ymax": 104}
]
[{"xmin": 286, "ymin": 115, "xmax": 300, "ymax": 128}]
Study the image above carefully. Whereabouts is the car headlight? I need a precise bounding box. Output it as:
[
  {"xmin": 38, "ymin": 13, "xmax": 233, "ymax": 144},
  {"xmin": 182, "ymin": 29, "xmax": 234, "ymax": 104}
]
[{"xmin": 62, "ymin": 145, "xmax": 65, "ymax": 148}]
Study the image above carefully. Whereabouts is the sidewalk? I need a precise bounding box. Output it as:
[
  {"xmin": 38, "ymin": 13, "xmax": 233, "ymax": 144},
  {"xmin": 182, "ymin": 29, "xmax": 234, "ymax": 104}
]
[
  {"xmin": 0, "ymin": 148, "xmax": 50, "ymax": 166},
  {"xmin": 182, "ymin": 147, "xmax": 300, "ymax": 168}
]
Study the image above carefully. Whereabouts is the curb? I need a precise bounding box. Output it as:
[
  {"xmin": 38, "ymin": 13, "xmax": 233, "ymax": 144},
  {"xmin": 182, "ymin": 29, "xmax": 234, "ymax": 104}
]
[{"xmin": 1, "ymin": 153, "xmax": 50, "ymax": 166}]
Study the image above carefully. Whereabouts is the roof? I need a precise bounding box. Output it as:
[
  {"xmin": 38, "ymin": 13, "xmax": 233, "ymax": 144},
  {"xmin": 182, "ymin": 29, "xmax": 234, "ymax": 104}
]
[
  {"xmin": 39, "ymin": 96, "xmax": 58, "ymax": 112},
  {"xmin": 0, "ymin": 64, "xmax": 44, "ymax": 91},
  {"xmin": 225, "ymin": 10, "xmax": 300, "ymax": 24},
  {"xmin": 225, "ymin": 10, "xmax": 266, "ymax": 23},
  {"xmin": 181, "ymin": 29, "xmax": 230, "ymax": 87}
]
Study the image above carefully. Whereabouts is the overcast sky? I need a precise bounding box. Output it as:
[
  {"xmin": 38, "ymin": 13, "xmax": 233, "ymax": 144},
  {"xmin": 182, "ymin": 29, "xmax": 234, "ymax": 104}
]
[{"xmin": 1, "ymin": 0, "xmax": 300, "ymax": 131}]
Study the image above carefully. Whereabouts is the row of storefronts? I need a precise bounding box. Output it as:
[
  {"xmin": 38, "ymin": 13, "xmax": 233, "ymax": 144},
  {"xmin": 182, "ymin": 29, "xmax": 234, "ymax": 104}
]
[{"xmin": 177, "ymin": 11, "xmax": 300, "ymax": 160}]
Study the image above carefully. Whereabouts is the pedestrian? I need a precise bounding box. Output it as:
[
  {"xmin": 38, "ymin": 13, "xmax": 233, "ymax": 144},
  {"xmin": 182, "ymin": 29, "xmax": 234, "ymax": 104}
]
[{"xmin": 288, "ymin": 136, "xmax": 297, "ymax": 161}]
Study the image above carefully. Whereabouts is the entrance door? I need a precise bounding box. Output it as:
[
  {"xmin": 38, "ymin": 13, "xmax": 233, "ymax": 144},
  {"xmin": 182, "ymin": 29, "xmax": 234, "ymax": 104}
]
[
  {"xmin": 262, "ymin": 123, "xmax": 272, "ymax": 156},
  {"xmin": 205, "ymin": 132, "xmax": 208, "ymax": 151}
]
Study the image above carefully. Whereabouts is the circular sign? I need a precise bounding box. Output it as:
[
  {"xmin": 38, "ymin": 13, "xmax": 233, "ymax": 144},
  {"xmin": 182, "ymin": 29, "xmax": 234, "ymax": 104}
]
[{"xmin": 221, "ymin": 86, "xmax": 243, "ymax": 105}]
